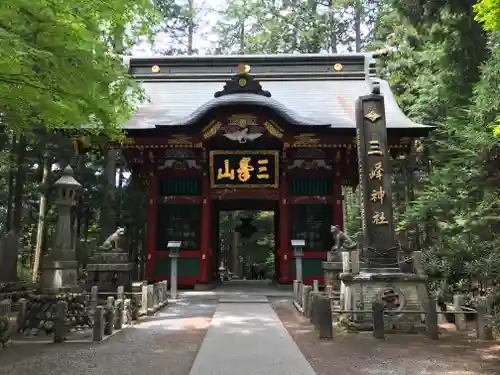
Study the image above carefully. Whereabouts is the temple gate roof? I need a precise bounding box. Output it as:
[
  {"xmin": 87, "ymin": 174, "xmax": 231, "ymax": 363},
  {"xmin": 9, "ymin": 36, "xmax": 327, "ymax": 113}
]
[{"xmin": 123, "ymin": 53, "xmax": 432, "ymax": 136}]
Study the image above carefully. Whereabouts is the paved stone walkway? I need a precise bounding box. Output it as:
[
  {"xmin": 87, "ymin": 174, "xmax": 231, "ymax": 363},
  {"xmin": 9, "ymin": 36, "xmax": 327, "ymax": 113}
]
[{"xmin": 188, "ymin": 298, "xmax": 317, "ymax": 375}]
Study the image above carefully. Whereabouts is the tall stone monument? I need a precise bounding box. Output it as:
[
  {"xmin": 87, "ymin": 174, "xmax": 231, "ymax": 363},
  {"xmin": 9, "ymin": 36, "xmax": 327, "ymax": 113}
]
[
  {"xmin": 40, "ymin": 165, "xmax": 81, "ymax": 292},
  {"xmin": 339, "ymin": 84, "xmax": 428, "ymax": 328}
]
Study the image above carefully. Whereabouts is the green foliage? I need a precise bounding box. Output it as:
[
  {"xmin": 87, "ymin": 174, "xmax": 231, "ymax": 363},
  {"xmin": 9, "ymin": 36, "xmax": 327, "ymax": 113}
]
[
  {"xmin": 474, "ymin": 0, "xmax": 500, "ymax": 32},
  {"xmin": 0, "ymin": 0, "xmax": 158, "ymax": 136}
]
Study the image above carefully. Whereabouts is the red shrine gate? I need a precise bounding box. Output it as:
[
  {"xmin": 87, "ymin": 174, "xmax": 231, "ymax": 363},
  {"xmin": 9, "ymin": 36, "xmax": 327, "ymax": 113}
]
[{"xmin": 120, "ymin": 54, "xmax": 431, "ymax": 288}]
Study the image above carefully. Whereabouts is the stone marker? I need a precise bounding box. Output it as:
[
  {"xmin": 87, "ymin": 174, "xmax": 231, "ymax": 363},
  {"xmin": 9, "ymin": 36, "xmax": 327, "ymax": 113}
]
[
  {"xmin": 104, "ymin": 297, "xmax": 115, "ymax": 336},
  {"xmin": 53, "ymin": 300, "xmax": 67, "ymax": 343},
  {"xmin": 302, "ymin": 285, "xmax": 312, "ymax": 316},
  {"xmin": 425, "ymin": 298, "xmax": 439, "ymax": 340},
  {"xmin": 117, "ymin": 285, "xmax": 124, "ymax": 301},
  {"xmin": 372, "ymin": 300, "xmax": 385, "ymax": 339},
  {"xmin": 93, "ymin": 306, "xmax": 105, "ymax": 342},
  {"xmin": 316, "ymin": 294, "xmax": 333, "ymax": 339},
  {"xmin": 141, "ymin": 284, "xmax": 148, "ymax": 315},
  {"xmin": 453, "ymin": 295, "xmax": 467, "ymax": 331},
  {"xmin": 476, "ymin": 298, "xmax": 493, "ymax": 340}
]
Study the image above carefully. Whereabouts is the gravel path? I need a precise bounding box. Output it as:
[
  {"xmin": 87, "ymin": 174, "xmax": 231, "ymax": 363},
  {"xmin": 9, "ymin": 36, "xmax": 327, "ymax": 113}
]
[
  {"xmin": 0, "ymin": 298, "xmax": 216, "ymax": 375},
  {"xmin": 271, "ymin": 298, "xmax": 500, "ymax": 375}
]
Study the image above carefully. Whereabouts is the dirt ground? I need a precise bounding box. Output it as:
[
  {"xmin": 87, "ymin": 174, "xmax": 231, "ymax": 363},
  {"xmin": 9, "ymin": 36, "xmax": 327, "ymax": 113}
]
[{"xmin": 271, "ymin": 298, "xmax": 500, "ymax": 375}]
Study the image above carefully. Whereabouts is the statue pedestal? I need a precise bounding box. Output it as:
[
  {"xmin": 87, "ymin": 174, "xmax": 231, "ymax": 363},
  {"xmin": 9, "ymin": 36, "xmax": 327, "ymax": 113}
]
[
  {"xmin": 339, "ymin": 271, "xmax": 428, "ymax": 331},
  {"xmin": 40, "ymin": 259, "xmax": 80, "ymax": 292},
  {"xmin": 322, "ymin": 261, "xmax": 342, "ymax": 290},
  {"xmin": 86, "ymin": 248, "xmax": 134, "ymax": 293}
]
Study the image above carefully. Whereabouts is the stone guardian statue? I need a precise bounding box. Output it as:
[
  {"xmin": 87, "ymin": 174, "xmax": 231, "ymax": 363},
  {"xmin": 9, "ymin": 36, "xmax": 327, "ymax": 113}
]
[
  {"xmin": 327, "ymin": 225, "xmax": 357, "ymax": 261},
  {"xmin": 100, "ymin": 227, "xmax": 125, "ymax": 251}
]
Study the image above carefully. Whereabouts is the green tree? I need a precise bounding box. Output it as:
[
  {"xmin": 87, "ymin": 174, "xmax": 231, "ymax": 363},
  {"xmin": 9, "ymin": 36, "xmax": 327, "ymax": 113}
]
[{"xmin": 0, "ymin": 0, "xmax": 158, "ymax": 136}]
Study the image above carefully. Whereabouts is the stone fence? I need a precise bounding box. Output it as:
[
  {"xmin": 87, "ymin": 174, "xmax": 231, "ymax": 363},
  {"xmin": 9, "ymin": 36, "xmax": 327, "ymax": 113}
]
[
  {"xmin": 0, "ymin": 280, "xmax": 169, "ymax": 346},
  {"xmin": 292, "ymin": 281, "xmax": 496, "ymax": 341}
]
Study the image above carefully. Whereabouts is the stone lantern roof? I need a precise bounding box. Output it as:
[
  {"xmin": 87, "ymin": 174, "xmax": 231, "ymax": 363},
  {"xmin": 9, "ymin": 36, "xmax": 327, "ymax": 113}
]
[{"xmin": 54, "ymin": 165, "xmax": 81, "ymax": 189}]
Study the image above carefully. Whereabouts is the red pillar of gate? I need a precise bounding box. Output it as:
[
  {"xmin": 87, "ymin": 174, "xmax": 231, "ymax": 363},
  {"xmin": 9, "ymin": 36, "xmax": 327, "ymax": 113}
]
[
  {"xmin": 199, "ymin": 171, "xmax": 211, "ymax": 284},
  {"xmin": 333, "ymin": 163, "xmax": 344, "ymax": 229},
  {"xmin": 145, "ymin": 172, "xmax": 158, "ymax": 281},
  {"xmin": 278, "ymin": 170, "xmax": 291, "ymax": 283}
]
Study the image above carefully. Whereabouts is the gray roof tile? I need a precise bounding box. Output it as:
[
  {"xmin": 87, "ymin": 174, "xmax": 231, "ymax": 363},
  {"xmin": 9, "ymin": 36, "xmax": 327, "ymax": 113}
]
[{"xmin": 123, "ymin": 74, "xmax": 428, "ymax": 131}]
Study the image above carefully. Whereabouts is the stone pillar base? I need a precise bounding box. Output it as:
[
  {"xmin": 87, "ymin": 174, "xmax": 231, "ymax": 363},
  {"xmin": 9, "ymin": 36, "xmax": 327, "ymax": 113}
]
[
  {"xmin": 40, "ymin": 260, "xmax": 79, "ymax": 291},
  {"xmin": 339, "ymin": 271, "xmax": 429, "ymax": 332}
]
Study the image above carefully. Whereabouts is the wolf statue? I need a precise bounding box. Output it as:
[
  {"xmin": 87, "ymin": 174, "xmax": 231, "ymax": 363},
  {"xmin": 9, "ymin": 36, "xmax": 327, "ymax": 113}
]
[
  {"xmin": 100, "ymin": 227, "xmax": 125, "ymax": 251},
  {"xmin": 326, "ymin": 225, "xmax": 357, "ymax": 261}
]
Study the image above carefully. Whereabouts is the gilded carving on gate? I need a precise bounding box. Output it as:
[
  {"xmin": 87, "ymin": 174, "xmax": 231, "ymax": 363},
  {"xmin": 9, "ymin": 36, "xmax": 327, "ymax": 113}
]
[{"xmin": 263, "ymin": 120, "xmax": 284, "ymax": 139}]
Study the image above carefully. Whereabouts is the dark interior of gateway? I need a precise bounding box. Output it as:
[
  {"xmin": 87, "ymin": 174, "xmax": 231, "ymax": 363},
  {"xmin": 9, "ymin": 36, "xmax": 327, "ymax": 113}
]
[{"xmin": 212, "ymin": 200, "xmax": 277, "ymax": 281}]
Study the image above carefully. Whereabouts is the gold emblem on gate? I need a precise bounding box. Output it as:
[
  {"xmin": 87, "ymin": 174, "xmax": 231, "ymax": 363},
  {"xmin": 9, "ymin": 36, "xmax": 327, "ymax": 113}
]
[{"xmin": 364, "ymin": 108, "xmax": 381, "ymax": 122}]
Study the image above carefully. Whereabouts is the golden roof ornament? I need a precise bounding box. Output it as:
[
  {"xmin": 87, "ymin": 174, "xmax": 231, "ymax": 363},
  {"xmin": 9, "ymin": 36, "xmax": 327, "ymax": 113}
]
[{"xmin": 237, "ymin": 63, "xmax": 251, "ymax": 74}]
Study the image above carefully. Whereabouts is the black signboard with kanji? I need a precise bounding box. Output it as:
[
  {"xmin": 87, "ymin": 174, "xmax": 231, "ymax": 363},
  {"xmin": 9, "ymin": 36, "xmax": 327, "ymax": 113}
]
[
  {"xmin": 355, "ymin": 87, "xmax": 398, "ymax": 269},
  {"xmin": 209, "ymin": 150, "xmax": 279, "ymax": 188}
]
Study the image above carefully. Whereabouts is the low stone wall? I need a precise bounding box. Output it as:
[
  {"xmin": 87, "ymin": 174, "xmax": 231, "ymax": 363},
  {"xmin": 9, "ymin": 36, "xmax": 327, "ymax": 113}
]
[
  {"xmin": 292, "ymin": 281, "xmax": 495, "ymax": 341},
  {"xmin": 0, "ymin": 280, "xmax": 170, "ymax": 347}
]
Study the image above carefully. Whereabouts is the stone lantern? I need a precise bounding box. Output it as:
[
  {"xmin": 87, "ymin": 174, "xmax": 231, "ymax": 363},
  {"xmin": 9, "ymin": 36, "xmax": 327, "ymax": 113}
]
[{"xmin": 40, "ymin": 165, "xmax": 81, "ymax": 292}]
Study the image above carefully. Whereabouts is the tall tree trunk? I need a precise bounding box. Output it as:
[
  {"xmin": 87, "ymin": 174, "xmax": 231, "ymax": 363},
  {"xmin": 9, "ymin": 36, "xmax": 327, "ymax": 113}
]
[
  {"xmin": 0, "ymin": 135, "xmax": 27, "ymax": 281},
  {"xmin": 32, "ymin": 150, "xmax": 51, "ymax": 283},
  {"xmin": 187, "ymin": 0, "xmax": 194, "ymax": 55},
  {"xmin": 239, "ymin": 21, "xmax": 245, "ymax": 54},
  {"xmin": 5, "ymin": 134, "xmax": 16, "ymax": 232},
  {"xmin": 74, "ymin": 153, "xmax": 85, "ymax": 264},
  {"xmin": 12, "ymin": 135, "xmax": 27, "ymax": 232},
  {"xmin": 354, "ymin": 0, "xmax": 362, "ymax": 52},
  {"xmin": 329, "ymin": 2, "xmax": 338, "ymax": 53},
  {"xmin": 99, "ymin": 148, "xmax": 117, "ymax": 243}
]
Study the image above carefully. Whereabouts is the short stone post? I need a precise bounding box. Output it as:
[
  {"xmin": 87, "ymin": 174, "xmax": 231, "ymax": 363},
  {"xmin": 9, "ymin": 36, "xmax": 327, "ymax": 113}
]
[
  {"xmin": 114, "ymin": 299, "xmax": 124, "ymax": 330},
  {"xmin": 293, "ymin": 280, "xmax": 299, "ymax": 301},
  {"xmin": 476, "ymin": 297, "xmax": 493, "ymax": 340},
  {"xmin": 0, "ymin": 300, "xmax": 12, "ymax": 345},
  {"xmin": 104, "ymin": 297, "xmax": 115, "ymax": 336},
  {"xmin": 351, "ymin": 251, "xmax": 360, "ymax": 274},
  {"xmin": 153, "ymin": 283, "xmax": 159, "ymax": 309},
  {"xmin": 93, "ymin": 306, "xmax": 105, "ymax": 342},
  {"xmin": 372, "ymin": 300, "xmax": 385, "ymax": 339},
  {"xmin": 425, "ymin": 298, "xmax": 439, "ymax": 340},
  {"xmin": 117, "ymin": 285, "xmax": 124, "ymax": 301},
  {"xmin": 310, "ymin": 293, "xmax": 320, "ymax": 327},
  {"xmin": 412, "ymin": 251, "xmax": 423, "ymax": 274},
  {"xmin": 147, "ymin": 284, "xmax": 154, "ymax": 314},
  {"xmin": 17, "ymin": 298, "xmax": 27, "ymax": 331},
  {"xmin": 341, "ymin": 252, "xmax": 350, "ymax": 273},
  {"xmin": 325, "ymin": 285, "xmax": 332, "ymax": 298},
  {"xmin": 295, "ymin": 255, "xmax": 303, "ymax": 283},
  {"xmin": 90, "ymin": 285, "xmax": 98, "ymax": 312},
  {"xmin": 167, "ymin": 241, "xmax": 181, "ymax": 300},
  {"xmin": 453, "ymin": 294, "xmax": 467, "ymax": 331},
  {"xmin": 313, "ymin": 280, "xmax": 319, "ymax": 292},
  {"xmin": 301, "ymin": 285, "xmax": 312, "ymax": 317},
  {"xmin": 141, "ymin": 284, "xmax": 148, "ymax": 315},
  {"xmin": 316, "ymin": 294, "xmax": 333, "ymax": 339},
  {"xmin": 124, "ymin": 298, "xmax": 132, "ymax": 325},
  {"xmin": 170, "ymin": 256, "xmax": 179, "ymax": 300},
  {"xmin": 165, "ymin": 280, "xmax": 169, "ymax": 303},
  {"xmin": 53, "ymin": 300, "xmax": 68, "ymax": 343}
]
